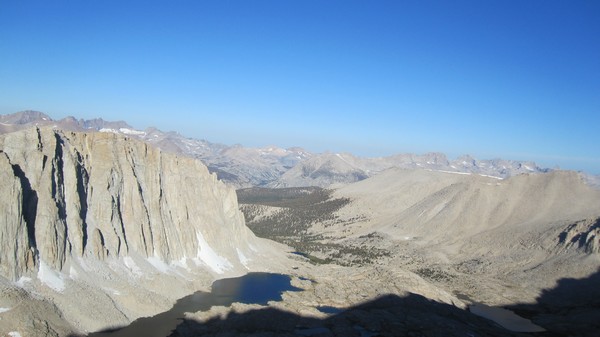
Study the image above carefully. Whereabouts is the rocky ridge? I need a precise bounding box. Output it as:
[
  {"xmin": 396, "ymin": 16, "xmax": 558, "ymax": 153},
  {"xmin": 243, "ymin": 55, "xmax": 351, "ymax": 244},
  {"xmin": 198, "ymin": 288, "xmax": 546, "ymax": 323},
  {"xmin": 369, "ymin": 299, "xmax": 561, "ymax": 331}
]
[
  {"xmin": 555, "ymin": 217, "xmax": 600, "ymax": 254},
  {"xmin": 0, "ymin": 111, "xmax": 563, "ymax": 189},
  {"xmin": 0, "ymin": 126, "xmax": 286, "ymax": 336},
  {"xmin": 2, "ymin": 111, "xmax": 600, "ymax": 336}
]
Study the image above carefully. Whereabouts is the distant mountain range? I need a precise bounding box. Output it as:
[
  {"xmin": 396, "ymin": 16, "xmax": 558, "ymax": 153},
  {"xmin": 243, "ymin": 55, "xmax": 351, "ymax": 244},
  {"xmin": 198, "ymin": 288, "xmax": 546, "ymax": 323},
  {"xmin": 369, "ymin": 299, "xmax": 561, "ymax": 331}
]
[{"xmin": 4, "ymin": 110, "xmax": 593, "ymax": 189}]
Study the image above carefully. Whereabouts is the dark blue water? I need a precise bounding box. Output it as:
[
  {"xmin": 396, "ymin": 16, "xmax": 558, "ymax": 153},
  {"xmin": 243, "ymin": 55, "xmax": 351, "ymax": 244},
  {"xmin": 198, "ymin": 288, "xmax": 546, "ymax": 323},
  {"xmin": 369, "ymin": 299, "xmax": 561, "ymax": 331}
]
[
  {"xmin": 291, "ymin": 251, "xmax": 309, "ymax": 258},
  {"xmin": 88, "ymin": 273, "xmax": 301, "ymax": 337}
]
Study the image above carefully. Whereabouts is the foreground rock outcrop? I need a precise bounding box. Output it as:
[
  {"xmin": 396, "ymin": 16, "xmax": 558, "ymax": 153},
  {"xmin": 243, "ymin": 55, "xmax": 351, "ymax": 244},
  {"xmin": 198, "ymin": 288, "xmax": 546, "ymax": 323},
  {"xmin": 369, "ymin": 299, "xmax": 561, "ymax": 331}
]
[
  {"xmin": 0, "ymin": 127, "xmax": 285, "ymax": 336},
  {"xmin": 555, "ymin": 217, "xmax": 600, "ymax": 254}
]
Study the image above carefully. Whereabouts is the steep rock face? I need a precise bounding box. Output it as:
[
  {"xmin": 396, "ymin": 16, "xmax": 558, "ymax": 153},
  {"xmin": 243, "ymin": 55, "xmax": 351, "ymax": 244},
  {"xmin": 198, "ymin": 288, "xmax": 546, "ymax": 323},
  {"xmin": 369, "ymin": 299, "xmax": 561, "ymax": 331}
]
[
  {"xmin": 0, "ymin": 127, "xmax": 255, "ymax": 281},
  {"xmin": 0, "ymin": 153, "xmax": 37, "ymax": 280},
  {"xmin": 556, "ymin": 218, "xmax": 600, "ymax": 253}
]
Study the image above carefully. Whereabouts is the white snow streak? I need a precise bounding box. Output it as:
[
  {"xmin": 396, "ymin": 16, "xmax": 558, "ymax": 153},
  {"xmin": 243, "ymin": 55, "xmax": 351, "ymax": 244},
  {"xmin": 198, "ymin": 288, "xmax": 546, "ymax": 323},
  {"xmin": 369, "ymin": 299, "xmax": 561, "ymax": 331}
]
[
  {"xmin": 77, "ymin": 257, "xmax": 92, "ymax": 272},
  {"xmin": 99, "ymin": 128, "xmax": 118, "ymax": 133},
  {"xmin": 0, "ymin": 307, "xmax": 11, "ymax": 313},
  {"xmin": 478, "ymin": 174, "xmax": 504, "ymax": 180},
  {"xmin": 119, "ymin": 128, "xmax": 146, "ymax": 136},
  {"xmin": 147, "ymin": 256, "xmax": 171, "ymax": 273},
  {"xmin": 8, "ymin": 332, "xmax": 23, "ymax": 337},
  {"xmin": 123, "ymin": 256, "xmax": 143, "ymax": 276},
  {"xmin": 236, "ymin": 248, "xmax": 250, "ymax": 267},
  {"xmin": 427, "ymin": 169, "xmax": 503, "ymax": 180},
  {"xmin": 38, "ymin": 260, "xmax": 65, "ymax": 292},
  {"xmin": 69, "ymin": 266, "xmax": 79, "ymax": 280},
  {"xmin": 193, "ymin": 231, "xmax": 232, "ymax": 274},
  {"xmin": 426, "ymin": 169, "xmax": 472, "ymax": 176},
  {"xmin": 171, "ymin": 256, "xmax": 191, "ymax": 271},
  {"xmin": 335, "ymin": 153, "xmax": 352, "ymax": 166},
  {"xmin": 99, "ymin": 128, "xmax": 146, "ymax": 136},
  {"xmin": 16, "ymin": 277, "xmax": 32, "ymax": 288}
]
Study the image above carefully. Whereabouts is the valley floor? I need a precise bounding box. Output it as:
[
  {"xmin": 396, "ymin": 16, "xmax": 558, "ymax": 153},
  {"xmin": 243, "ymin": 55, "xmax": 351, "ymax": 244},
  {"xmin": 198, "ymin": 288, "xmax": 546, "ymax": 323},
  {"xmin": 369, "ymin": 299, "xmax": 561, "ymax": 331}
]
[{"xmin": 235, "ymin": 173, "xmax": 600, "ymax": 336}]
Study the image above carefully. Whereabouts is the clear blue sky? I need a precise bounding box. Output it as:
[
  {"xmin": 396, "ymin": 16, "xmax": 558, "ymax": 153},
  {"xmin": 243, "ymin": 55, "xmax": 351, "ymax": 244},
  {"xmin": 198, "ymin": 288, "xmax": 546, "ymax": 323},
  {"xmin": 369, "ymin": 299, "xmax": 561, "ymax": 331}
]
[{"xmin": 1, "ymin": 1, "xmax": 599, "ymax": 173}]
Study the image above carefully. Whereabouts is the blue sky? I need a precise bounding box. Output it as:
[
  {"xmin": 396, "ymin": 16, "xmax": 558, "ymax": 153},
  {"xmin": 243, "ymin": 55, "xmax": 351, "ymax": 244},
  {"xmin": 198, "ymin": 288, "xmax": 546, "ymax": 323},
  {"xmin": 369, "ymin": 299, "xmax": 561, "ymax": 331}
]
[{"xmin": 1, "ymin": 1, "xmax": 599, "ymax": 173}]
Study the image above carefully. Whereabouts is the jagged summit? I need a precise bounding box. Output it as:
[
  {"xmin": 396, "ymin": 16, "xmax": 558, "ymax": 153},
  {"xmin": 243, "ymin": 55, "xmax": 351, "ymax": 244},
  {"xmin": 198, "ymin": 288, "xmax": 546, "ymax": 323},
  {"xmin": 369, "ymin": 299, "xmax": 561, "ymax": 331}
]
[
  {"xmin": 0, "ymin": 110, "xmax": 52, "ymax": 124},
  {"xmin": 76, "ymin": 117, "xmax": 132, "ymax": 130},
  {"xmin": 0, "ymin": 111, "xmax": 134, "ymax": 134}
]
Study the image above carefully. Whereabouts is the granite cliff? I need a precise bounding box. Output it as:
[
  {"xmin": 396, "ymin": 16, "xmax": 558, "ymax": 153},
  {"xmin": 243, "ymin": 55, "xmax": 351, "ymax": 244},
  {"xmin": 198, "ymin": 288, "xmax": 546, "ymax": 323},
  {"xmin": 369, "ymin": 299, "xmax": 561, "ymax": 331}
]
[{"xmin": 0, "ymin": 127, "xmax": 285, "ymax": 336}]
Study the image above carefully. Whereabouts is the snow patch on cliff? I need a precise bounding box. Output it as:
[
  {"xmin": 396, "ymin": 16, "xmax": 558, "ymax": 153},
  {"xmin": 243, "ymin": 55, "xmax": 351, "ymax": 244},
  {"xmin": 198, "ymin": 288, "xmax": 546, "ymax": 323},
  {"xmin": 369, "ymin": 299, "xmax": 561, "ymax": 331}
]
[
  {"xmin": 147, "ymin": 256, "xmax": 171, "ymax": 274},
  {"xmin": 237, "ymin": 248, "xmax": 250, "ymax": 268},
  {"xmin": 38, "ymin": 260, "xmax": 65, "ymax": 292},
  {"xmin": 171, "ymin": 256, "xmax": 191, "ymax": 271},
  {"xmin": 123, "ymin": 256, "xmax": 143, "ymax": 277},
  {"xmin": 193, "ymin": 231, "xmax": 232, "ymax": 274}
]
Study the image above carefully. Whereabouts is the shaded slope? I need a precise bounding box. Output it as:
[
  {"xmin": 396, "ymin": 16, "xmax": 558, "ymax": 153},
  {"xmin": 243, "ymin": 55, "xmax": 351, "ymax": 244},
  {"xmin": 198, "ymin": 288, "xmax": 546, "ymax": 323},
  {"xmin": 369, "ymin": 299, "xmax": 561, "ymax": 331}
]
[
  {"xmin": 169, "ymin": 293, "xmax": 526, "ymax": 337},
  {"xmin": 295, "ymin": 168, "xmax": 600, "ymax": 318},
  {"xmin": 509, "ymin": 268, "xmax": 600, "ymax": 337}
]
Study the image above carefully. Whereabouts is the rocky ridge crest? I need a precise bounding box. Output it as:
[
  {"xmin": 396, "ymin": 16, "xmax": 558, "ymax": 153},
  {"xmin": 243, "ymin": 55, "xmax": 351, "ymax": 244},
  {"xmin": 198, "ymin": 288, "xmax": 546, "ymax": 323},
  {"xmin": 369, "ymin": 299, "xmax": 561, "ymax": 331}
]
[{"xmin": 0, "ymin": 111, "xmax": 562, "ymax": 189}]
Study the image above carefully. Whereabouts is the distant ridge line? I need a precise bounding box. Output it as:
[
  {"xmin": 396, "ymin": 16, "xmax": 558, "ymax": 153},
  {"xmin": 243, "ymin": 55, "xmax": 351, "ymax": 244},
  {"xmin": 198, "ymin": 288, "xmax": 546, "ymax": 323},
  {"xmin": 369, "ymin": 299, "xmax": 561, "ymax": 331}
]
[{"xmin": 2, "ymin": 111, "xmax": 587, "ymax": 189}]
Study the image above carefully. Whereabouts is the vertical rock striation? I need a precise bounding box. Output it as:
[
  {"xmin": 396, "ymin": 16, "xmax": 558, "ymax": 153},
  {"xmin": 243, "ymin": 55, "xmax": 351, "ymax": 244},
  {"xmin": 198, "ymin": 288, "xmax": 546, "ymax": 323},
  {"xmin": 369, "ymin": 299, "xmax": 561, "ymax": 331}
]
[{"xmin": 0, "ymin": 127, "xmax": 256, "ymax": 281}]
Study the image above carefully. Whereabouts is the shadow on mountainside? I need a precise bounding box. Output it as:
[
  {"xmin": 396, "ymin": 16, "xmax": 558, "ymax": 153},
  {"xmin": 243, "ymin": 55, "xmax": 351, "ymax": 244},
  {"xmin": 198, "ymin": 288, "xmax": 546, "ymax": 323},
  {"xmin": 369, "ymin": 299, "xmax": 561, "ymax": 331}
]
[
  {"xmin": 508, "ymin": 268, "xmax": 600, "ymax": 337},
  {"xmin": 168, "ymin": 293, "xmax": 532, "ymax": 337},
  {"xmin": 71, "ymin": 271, "xmax": 600, "ymax": 337},
  {"xmin": 76, "ymin": 293, "xmax": 530, "ymax": 337}
]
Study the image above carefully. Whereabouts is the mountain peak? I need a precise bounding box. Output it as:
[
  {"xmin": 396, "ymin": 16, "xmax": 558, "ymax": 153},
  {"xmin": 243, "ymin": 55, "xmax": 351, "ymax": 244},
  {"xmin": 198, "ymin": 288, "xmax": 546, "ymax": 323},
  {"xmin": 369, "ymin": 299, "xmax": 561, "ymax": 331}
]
[
  {"xmin": 0, "ymin": 110, "xmax": 53, "ymax": 124},
  {"xmin": 0, "ymin": 111, "xmax": 559, "ymax": 188},
  {"xmin": 77, "ymin": 117, "xmax": 132, "ymax": 130}
]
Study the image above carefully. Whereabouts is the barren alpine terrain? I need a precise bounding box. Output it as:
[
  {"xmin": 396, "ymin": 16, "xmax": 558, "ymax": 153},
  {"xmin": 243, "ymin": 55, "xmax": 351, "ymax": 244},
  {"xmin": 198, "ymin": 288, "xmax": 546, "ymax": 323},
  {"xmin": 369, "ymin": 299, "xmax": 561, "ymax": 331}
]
[
  {"xmin": 238, "ymin": 169, "xmax": 600, "ymax": 336},
  {"xmin": 1, "ymin": 113, "xmax": 599, "ymax": 337},
  {"xmin": 3, "ymin": 1, "xmax": 599, "ymax": 335}
]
